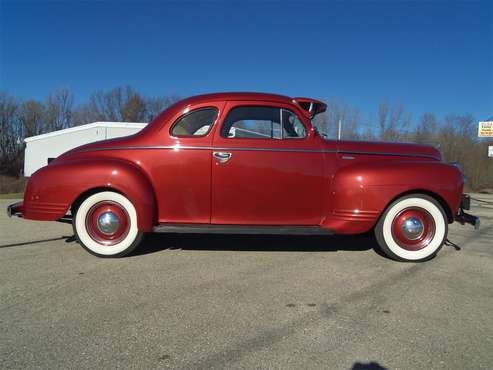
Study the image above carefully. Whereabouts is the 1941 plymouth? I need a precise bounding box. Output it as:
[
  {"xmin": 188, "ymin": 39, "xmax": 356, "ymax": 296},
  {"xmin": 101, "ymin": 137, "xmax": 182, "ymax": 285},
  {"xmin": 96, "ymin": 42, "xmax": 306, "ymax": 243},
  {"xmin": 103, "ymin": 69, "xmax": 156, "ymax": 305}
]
[{"xmin": 7, "ymin": 92, "xmax": 479, "ymax": 261}]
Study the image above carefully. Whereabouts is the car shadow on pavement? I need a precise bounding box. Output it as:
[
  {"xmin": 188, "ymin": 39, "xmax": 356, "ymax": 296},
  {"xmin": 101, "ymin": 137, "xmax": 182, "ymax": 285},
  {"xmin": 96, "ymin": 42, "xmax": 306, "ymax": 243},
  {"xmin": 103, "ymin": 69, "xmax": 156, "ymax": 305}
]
[
  {"xmin": 132, "ymin": 232, "xmax": 381, "ymax": 256},
  {"xmin": 352, "ymin": 362, "xmax": 388, "ymax": 370},
  {"xmin": 0, "ymin": 236, "xmax": 74, "ymax": 249}
]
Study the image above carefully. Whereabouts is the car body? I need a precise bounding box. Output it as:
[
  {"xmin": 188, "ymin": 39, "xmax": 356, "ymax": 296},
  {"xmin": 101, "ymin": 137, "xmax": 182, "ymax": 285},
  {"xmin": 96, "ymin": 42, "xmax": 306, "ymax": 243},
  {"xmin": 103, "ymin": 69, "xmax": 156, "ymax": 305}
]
[{"xmin": 7, "ymin": 92, "xmax": 479, "ymax": 261}]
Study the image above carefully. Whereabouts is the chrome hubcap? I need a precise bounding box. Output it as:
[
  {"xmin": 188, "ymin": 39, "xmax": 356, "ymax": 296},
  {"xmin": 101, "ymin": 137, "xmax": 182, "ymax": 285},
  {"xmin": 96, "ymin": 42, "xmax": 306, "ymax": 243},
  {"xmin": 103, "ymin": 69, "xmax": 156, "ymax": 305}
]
[
  {"xmin": 401, "ymin": 217, "xmax": 424, "ymax": 240},
  {"xmin": 97, "ymin": 212, "xmax": 121, "ymax": 235}
]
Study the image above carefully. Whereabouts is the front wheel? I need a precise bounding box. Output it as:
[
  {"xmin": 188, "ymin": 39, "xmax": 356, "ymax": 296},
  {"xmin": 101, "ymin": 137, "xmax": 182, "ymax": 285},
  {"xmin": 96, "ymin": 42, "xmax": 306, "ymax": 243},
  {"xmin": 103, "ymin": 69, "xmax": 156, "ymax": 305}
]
[
  {"xmin": 375, "ymin": 194, "xmax": 448, "ymax": 262},
  {"xmin": 73, "ymin": 191, "xmax": 143, "ymax": 257}
]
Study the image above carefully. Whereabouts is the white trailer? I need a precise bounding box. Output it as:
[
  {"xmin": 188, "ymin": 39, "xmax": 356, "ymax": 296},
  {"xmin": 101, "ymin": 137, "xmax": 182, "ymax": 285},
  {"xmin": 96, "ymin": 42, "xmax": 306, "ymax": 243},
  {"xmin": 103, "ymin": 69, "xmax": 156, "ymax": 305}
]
[{"xmin": 24, "ymin": 121, "xmax": 147, "ymax": 176}]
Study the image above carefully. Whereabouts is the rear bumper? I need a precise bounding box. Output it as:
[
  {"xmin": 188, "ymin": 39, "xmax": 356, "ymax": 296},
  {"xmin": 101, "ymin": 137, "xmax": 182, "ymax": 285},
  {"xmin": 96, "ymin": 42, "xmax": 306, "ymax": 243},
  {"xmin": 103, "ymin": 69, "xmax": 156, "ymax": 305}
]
[
  {"xmin": 455, "ymin": 194, "xmax": 480, "ymax": 230},
  {"xmin": 7, "ymin": 201, "xmax": 24, "ymax": 218}
]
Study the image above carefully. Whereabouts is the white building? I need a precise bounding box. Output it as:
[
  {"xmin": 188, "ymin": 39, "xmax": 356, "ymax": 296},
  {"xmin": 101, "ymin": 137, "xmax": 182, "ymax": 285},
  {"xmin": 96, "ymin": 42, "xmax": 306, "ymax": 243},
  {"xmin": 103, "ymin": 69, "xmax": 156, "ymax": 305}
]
[{"xmin": 24, "ymin": 121, "xmax": 147, "ymax": 176}]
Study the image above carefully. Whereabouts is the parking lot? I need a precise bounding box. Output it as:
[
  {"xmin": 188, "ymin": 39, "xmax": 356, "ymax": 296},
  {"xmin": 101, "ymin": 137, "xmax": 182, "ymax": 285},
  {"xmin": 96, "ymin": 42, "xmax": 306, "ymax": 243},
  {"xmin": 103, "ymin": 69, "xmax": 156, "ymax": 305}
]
[{"xmin": 1, "ymin": 196, "xmax": 492, "ymax": 370}]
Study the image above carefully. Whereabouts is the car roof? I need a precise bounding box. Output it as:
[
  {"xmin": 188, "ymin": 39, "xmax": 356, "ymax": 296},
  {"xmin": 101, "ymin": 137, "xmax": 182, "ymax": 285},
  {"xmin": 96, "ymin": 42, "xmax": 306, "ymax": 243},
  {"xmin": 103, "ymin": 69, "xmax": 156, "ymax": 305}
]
[
  {"xmin": 177, "ymin": 92, "xmax": 296, "ymax": 106},
  {"xmin": 144, "ymin": 92, "xmax": 326, "ymax": 134}
]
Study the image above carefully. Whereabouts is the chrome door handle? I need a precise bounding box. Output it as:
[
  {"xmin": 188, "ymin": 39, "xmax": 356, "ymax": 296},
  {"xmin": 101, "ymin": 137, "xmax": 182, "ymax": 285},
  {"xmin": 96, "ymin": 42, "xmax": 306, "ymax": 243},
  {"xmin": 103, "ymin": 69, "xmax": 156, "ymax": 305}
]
[{"xmin": 213, "ymin": 151, "xmax": 232, "ymax": 163}]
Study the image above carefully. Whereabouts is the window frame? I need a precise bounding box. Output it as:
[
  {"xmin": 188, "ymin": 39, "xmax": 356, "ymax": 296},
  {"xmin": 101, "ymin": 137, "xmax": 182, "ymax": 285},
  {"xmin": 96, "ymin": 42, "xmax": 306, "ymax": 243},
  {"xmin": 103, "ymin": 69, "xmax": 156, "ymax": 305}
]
[
  {"xmin": 221, "ymin": 105, "xmax": 308, "ymax": 140},
  {"xmin": 169, "ymin": 106, "xmax": 219, "ymax": 138},
  {"xmin": 280, "ymin": 108, "xmax": 307, "ymax": 140}
]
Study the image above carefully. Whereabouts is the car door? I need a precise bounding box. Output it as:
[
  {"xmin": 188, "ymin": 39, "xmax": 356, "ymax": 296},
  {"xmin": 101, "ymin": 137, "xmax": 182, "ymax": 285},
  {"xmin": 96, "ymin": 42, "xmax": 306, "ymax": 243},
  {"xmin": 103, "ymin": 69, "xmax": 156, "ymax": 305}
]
[
  {"xmin": 211, "ymin": 101, "xmax": 327, "ymax": 225},
  {"xmin": 154, "ymin": 101, "xmax": 224, "ymax": 224}
]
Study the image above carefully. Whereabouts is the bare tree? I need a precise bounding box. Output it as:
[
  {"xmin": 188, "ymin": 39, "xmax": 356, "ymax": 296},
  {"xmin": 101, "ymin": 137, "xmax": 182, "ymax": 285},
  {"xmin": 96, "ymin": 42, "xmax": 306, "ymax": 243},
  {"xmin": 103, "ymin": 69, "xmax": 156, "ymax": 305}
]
[
  {"xmin": 74, "ymin": 88, "xmax": 180, "ymax": 124},
  {"xmin": 121, "ymin": 94, "xmax": 147, "ymax": 122},
  {"xmin": 377, "ymin": 100, "xmax": 411, "ymax": 141},
  {"xmin": 83, "ymin": 85, "xmax": 147, "ymax": 122},
  {"xmin": 0, "ymin": 92, "xmax": 22, "ymax": 174},
  {"xmin": 315, "ymin": 98, "xmax": 361, "ymax": 139},
  {"xmin": 145, "ymin": 95, "xmax": 180, "ymax": 121},
  {"xmin": 18, "ymin": 100, "xmax": 46, "ymax": 138},
  {"xmin": 72, "ymin": 104, "xmax": 98, "ymax": 126},
  {"xmin": 46, "ymin": 88, "xmax": 74, "ymax": 131},
  {"xmin": 414, "ymin": 113, "xmax": 439, "ymax": 145}
]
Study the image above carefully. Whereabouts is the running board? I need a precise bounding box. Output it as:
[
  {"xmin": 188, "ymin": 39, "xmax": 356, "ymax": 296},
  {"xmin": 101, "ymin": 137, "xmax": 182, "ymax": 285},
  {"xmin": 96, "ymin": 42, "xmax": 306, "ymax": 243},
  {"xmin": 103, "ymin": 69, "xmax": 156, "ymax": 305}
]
[{"xmin": 153, "ymin": 224, "xmax": 334, "ymax": 235}]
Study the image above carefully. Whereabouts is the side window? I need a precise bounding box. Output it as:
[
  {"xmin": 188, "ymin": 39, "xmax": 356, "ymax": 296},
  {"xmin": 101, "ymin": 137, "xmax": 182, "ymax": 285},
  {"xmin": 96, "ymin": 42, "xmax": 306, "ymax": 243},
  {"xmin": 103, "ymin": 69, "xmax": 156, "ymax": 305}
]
[
  {"xmin": 282, "ymin": 109, "xmax": 306, "ymax": 138},
  {"xmin": 171, "ymin": 108, "xmax": 218, "ymax": 137},
  {"xmin": 221, "ymin": 106, "xmax": 281, "ymax": 139},
  {"xmin": 221, "ymin": 106, "xmax": 306, "ymax": 139}
]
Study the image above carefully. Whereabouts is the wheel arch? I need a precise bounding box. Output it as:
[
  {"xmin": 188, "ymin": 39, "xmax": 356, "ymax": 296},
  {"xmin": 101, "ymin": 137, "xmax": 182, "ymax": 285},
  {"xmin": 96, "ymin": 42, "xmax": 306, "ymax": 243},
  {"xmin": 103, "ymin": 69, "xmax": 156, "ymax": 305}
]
[
  {"xmin": 382, "ymin": 189, "xmax": 453, "ymax": 223},
  {"xmin": 71, "ymin": 186, "xmax": 125, "ymax": 214},
  {"xmin": 23, "ymin": 157, "xmax": 157, "ymax": 232},
  {"xmin": 326, "ymin": 160, "xmax": 460, "ymax": 234},
  {"xmin": 66, "ymin": 162, "xmax": 157, "ymax": 232}
]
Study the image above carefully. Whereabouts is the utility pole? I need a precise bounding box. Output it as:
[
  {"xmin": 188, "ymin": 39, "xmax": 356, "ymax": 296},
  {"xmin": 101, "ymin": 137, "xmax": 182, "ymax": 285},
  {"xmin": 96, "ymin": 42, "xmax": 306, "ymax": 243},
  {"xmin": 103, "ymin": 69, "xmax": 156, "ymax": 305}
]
[{"xmin": 338, "ymin": 119, "xmax": 342, "ymax": 140}]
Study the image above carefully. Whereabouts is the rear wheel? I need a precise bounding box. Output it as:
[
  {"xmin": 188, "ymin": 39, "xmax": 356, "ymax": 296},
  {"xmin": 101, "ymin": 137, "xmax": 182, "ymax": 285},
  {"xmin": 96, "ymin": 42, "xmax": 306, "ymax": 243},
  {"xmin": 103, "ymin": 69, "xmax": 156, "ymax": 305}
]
[
  {"xmin": 375, "ymin": 194, "xmax": 448, "ymax": 262},
  {"xmin": 73, "ymin": 191, "xmax": 143, "ymax": 257}
]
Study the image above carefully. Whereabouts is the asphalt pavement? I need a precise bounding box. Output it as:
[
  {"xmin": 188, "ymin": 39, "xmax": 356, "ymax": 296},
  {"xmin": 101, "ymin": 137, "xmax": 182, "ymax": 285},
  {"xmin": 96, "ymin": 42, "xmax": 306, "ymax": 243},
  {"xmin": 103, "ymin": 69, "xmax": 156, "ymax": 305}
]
[{"xmin": 1, "ymin": 196, "xmax": 492, "ymax": 370}]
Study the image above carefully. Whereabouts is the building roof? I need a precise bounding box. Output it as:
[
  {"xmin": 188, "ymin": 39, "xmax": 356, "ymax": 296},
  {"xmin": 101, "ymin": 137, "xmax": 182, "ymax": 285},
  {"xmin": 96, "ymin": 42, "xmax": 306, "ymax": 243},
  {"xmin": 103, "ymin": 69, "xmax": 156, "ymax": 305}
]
[{"xmin": 24, "ymin": 121, "xmax": 147, "ymax": 143}]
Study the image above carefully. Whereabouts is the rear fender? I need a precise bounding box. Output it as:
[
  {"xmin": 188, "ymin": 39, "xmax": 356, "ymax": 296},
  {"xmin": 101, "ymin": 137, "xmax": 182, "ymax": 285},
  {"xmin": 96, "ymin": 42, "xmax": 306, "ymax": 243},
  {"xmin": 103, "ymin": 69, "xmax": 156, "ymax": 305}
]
[{"xmin": 23, "ymin": 158, "xmax": 157, "ymax": 231}]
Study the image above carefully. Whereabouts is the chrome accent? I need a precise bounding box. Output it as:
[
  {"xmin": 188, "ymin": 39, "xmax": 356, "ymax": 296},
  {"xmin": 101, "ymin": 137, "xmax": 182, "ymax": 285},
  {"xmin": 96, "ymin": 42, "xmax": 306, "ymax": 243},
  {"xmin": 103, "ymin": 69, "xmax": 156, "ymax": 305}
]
[
  {"xmin": 7, "ymin": 202, "xmax": 23, "ymax": 218},
  {"xmin": 82, "ymin": 145, "xmax": 331, "ymax": 153},
  {"xmin": 97, "ymin": 212, "xmax": 120, "ymax": 235},
  {"xmin": 213, "ymin": 151, "xmax": 232, "ymax": 163},
  {"xmin": 401, "ymin": 217, "xmax": 424, "ymax": 240},
  {"xmin": 338, "ymin": 150, "xmax": 438, "ymax": 160},
  {"xmin": 280, "ymin": 108, "xmax": 283, "ymax": 139},
  {"xmin": 214, "ymin": 146, "xmax": 321, "ymax": 153},
  {"xmin": 81, "ymin": 145, "xmax": 438, "ymax": 159},
  {"xmin": 341, "ymin": 155, "xmax": 355, "ymax": 160}
]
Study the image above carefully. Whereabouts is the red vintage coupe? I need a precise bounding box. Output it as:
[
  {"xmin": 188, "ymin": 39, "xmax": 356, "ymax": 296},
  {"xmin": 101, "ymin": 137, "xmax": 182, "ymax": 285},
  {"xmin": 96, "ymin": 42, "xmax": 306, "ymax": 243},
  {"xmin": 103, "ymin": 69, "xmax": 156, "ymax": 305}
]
[{"xmin": 7, "ymin": 93, "xmax": 479, "ymax": 261}]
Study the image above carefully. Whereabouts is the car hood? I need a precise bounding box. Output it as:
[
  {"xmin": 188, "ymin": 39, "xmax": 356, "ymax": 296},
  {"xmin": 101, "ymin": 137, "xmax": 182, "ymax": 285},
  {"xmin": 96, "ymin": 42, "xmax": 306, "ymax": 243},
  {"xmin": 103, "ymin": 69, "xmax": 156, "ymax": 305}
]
[{"xmin": 335, "ymin": 140, "xmax": 442, "ymax": 161}]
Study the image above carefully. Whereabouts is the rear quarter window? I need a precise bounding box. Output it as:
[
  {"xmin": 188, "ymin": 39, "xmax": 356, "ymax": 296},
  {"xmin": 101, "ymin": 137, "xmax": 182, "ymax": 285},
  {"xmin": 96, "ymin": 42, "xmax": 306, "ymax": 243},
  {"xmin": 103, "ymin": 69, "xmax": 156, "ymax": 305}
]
[{"xmin": 171, "ymin": 108, "xmax": 218, "ymax": 137}]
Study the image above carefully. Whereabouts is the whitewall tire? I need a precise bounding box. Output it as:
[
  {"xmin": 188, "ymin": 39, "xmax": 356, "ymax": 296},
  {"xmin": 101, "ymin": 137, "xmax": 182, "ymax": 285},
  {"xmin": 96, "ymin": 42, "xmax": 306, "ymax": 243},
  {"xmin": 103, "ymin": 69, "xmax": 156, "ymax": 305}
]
[
  {"xmin": 73, "ymin": 191, "xmax": 143, "ymax": 257},
  {"xmin": 375, "ymin": 194, "xmax": 448, "ymax": 262}
]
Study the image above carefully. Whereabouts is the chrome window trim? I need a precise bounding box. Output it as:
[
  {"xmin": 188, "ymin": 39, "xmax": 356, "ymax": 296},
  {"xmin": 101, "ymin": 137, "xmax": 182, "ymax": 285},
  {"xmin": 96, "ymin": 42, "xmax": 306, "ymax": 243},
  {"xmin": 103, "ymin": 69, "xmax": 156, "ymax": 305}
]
[{"xmin": 280, "ymin": 108, "xmax": 283, "ymax": 140}]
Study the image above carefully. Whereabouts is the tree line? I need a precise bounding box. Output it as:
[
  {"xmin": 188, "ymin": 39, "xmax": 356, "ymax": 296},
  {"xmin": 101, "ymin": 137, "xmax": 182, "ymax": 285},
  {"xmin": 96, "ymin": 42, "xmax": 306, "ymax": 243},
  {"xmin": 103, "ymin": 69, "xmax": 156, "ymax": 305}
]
[
  {"xmin": 0, "ymin": 86, "xmax": 491, "ymax": 191},
  {"xmin": 0, "ymin": 86, "xmax": 179, "ymax": 176},
  {"xmin": 313, "ymin": 99, "xmax": 492, "ymax": 191}
]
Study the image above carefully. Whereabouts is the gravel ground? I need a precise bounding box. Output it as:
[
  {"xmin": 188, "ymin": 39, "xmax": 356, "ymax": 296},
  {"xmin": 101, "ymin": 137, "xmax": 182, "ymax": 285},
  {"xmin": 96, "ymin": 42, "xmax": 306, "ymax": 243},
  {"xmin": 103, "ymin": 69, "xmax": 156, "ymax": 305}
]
[{"xmin": 0, "ymin": 195, "xmax": 492, "ymax": 370}]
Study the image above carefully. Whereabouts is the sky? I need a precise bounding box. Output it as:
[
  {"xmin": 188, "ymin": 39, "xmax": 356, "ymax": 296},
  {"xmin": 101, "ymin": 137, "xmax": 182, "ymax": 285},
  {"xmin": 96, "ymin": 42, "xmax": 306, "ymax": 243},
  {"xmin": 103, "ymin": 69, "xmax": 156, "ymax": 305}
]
[{"xmin": 1, "ymin": 0, "xmax": 492, "ymax": 122}]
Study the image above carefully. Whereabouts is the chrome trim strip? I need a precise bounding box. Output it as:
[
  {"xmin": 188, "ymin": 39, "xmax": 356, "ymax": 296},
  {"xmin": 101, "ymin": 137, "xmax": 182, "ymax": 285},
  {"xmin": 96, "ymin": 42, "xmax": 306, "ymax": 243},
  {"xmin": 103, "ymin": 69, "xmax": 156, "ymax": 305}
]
[
  {"xmin": 81, "ymin": 145, "xmax": 437, "ymax": 159},
  {"xmin": 338, "ymin": 150, "xmax": 437, "ymax": 159},
  {"xmin": 82, "ymin": 145, "xmax": 332, "ymax": 153},
  {"xmin": 215, "ymin": 146, "xmax": 327, "ymax": 153}
]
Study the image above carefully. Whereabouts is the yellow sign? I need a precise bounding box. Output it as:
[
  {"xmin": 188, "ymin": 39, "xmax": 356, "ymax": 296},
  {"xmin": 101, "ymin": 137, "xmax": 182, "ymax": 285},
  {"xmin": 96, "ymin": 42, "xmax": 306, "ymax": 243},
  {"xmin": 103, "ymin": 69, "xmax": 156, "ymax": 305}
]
[{"xmin": 479, "ymin": 121, "xmax": 493, "ymax": 137}]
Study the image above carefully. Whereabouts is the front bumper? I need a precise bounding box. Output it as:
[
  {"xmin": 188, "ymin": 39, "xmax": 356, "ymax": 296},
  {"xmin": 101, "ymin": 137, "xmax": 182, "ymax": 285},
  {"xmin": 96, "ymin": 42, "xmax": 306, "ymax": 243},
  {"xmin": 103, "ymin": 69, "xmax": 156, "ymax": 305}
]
[
  {"xmin": 7, "ymin": 201, "xmax": 24, "ymax": 218},
  {"xmin": 455, "ymin": 194, "xmax": 480, "ymax": 230}
]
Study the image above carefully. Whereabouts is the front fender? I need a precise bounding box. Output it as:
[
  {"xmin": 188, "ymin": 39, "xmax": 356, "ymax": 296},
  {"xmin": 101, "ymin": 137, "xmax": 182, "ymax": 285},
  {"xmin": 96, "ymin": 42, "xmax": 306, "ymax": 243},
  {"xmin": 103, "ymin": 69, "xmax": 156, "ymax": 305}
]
[
  {"xmin": 323, "ymin": 160, "xmax": 464, "ymax": 234},
  {"xmin": 23, "ymin": 158, "xmax": 157, "ymax": 232}
]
